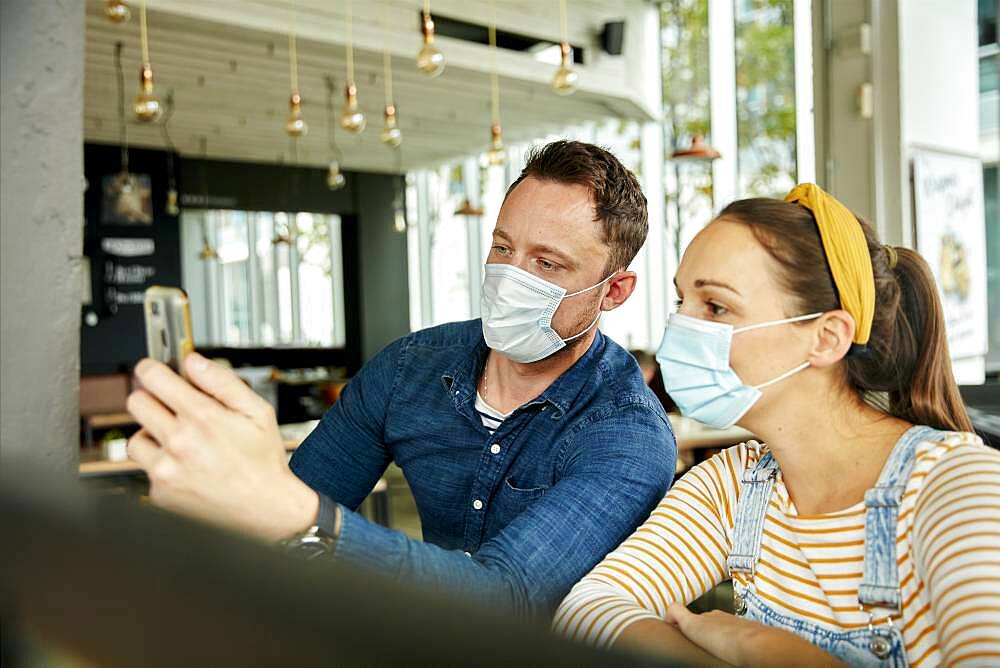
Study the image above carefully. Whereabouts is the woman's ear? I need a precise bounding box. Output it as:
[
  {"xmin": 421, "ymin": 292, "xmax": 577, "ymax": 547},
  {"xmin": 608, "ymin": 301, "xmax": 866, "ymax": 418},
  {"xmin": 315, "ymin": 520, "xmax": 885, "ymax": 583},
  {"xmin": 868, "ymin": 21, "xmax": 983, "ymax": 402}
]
[{"xmin": 809, "ymin": 310, "xmax": 856, "ymax": 368}]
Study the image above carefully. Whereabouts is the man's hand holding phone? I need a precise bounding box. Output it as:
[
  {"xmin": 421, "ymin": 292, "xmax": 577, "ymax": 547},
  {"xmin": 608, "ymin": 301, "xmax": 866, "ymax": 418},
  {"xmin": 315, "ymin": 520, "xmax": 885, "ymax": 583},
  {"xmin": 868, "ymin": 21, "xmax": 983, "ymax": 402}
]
[{"xmin": 126, "ymin": 353, "xmax": 319, "ymax": 542}]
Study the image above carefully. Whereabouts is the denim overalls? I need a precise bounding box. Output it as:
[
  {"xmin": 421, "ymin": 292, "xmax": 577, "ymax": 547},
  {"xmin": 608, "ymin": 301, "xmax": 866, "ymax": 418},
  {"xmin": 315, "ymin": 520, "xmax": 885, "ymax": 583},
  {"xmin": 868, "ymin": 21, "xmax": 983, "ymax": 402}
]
[{"xmin": 727, "ymin": 426, "xmax": 945, "ymax": 667}]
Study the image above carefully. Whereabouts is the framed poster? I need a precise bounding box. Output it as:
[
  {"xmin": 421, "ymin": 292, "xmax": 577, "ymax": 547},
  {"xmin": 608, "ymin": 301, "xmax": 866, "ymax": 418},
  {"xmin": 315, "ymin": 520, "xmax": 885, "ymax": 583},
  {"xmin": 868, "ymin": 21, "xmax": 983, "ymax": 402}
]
[
  {"xmin": 101, "ymin": 172, "xmax": 153, "ymax": 225},
  {"xmin": 911, "ymin": 147, "xmax": 988, "ymax": 361}
]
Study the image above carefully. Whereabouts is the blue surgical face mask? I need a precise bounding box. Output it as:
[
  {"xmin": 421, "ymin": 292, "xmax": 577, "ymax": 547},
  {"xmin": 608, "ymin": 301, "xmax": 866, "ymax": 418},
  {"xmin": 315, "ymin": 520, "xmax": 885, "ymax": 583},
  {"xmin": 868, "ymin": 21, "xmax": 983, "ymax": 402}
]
[{"xmin": 656, "ymin": 312, "xmax": 823, "ymax": 429}]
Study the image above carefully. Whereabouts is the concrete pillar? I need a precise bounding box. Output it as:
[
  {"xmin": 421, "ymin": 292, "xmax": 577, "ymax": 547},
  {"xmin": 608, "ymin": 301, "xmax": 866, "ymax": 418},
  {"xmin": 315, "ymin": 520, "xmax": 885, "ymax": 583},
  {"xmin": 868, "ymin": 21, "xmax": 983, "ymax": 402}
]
[{"xmin": 1, "ymin": 0, "xmax": 85, "ymax": 476}]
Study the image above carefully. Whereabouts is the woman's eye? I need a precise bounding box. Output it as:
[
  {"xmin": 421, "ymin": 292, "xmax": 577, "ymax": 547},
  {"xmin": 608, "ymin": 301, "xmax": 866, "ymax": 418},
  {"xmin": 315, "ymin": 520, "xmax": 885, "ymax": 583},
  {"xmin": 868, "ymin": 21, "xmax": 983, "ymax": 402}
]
[{"xmin": 708, "ymin": 301, "xmax": 728, "ymax": 316}]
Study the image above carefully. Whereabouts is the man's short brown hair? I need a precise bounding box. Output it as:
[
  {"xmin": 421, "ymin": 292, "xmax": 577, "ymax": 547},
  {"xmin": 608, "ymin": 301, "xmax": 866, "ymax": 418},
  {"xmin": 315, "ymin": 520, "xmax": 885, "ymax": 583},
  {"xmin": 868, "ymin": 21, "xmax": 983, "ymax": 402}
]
[{"xmin": 505, "ymin": 140, "xmax": 648, "ymax": 274}]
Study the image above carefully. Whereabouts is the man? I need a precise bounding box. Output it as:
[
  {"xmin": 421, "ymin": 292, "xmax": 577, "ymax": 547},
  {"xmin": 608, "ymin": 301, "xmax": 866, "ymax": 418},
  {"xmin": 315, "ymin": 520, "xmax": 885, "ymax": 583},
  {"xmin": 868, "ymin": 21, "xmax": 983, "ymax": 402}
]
[{"xmin": 126, "ymin": 140, "xmax": 676, "ymax": 619}]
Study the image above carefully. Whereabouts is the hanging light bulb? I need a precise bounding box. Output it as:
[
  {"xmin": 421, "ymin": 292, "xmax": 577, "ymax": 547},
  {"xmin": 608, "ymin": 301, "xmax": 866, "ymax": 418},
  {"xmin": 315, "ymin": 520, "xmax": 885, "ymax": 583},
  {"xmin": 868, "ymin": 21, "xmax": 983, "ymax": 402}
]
[
  {"xmin": 286, "ymin": 92, "xmax": 307, "ymax": 136},
  {"xmin": 166, "ymin": 188, "xmax": 180, "ymax": 216},
  {"xmin": 551, "ymin": 0, "xmax": 578, "ymax": 95},
  {"xmin": 487, "ymin": 123, "xmax": 505, "ymax": 166},
  {"xmin": 324, "ymin": 76, "xmax": 347, "ymax": 191},
  {"xmin": 327, "ymin": 159, "xmax": 346, "ymax": 190},
  {"xmin": 285, "ymin": 3, "xmax": 308, "ymax": 137},
  {"xmin": 160, "ymin": 90, "xmax": 180, "ymax": 216},
  {"xmin": 134, "ymin": 62, "xmax": 161, "ymax": 122},
  {"xmin": 552, "ymin": 43, "xmax": 578, "ymax": 95},
  {"xmin": 416, "ymin": 1, "xmax": 445, "ymax": 78},
  {"xmin": 198, "ymin": 238, "xmax": 219, "ymax": 261},
  {"xmin": 486, "ymin": 8, "xmax": 504, "ymax": 166},
  {"xmin": 339, "ymin": 0, "xmax": 366, "ymax": 134},
  {"xmin": 393, "ymin": 207, "xmax": 407, "ymax": 233},
  {"xmin": 381, "ymin": 105, "xmax": 402, "ymax": 147},
  {"xmin": 133, "ymin": 3, "xmax": 161, "ymax": 122},
  {"xmin": 340, "ymin": 82, "xmax": 366, "ymax": 133},
  {"xmin": 380, "ymin": 48, "xmax": 402, "ymax": 146},
  {"xmin": 105, "ymin": 0, "xmax": 131, "ymax": 23}
]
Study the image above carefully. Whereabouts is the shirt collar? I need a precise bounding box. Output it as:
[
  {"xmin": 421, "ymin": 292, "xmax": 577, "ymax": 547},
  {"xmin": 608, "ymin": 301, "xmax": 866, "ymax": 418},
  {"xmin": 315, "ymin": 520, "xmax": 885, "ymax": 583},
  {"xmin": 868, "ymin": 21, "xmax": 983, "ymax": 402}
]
[{"xmin": 440, "ymin": 327, "xmax": 606, "ymax": 418}]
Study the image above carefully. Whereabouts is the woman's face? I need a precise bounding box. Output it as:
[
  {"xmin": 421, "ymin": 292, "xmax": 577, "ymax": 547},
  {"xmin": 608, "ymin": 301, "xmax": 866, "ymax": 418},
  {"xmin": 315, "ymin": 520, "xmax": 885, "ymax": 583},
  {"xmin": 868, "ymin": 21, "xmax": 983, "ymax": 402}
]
[{"xmin": 673, "ymin": 218, "xmax": 819, "ymax": 419}]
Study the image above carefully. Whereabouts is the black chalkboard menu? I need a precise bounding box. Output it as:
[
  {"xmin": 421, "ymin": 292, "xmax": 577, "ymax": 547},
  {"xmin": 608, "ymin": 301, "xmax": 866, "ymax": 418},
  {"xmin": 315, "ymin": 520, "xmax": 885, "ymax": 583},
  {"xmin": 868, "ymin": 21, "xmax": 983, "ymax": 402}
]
[{"xmin": 81, "ymin": 143, "xmax": 181, "ymax": 374}]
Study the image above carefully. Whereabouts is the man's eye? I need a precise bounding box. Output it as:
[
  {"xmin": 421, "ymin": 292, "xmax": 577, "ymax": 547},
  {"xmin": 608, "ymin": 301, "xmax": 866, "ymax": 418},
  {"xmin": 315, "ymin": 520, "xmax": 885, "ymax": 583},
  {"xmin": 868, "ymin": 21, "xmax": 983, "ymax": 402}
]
[
  {"xmin": 538, "ymin": 259, "xmax": 556, "ymax": 271},
  {"xmin": 493, "ymin": 245, "xmax": 511, "ymax": 255}
]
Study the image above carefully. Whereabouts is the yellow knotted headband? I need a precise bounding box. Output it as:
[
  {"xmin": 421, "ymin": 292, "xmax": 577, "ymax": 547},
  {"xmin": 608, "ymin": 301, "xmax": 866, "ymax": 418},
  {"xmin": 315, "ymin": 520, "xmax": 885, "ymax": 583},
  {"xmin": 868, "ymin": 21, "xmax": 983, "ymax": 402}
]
[{"xmin": 784, "ymin": 183, "xmax": 875, "ymax": 346}]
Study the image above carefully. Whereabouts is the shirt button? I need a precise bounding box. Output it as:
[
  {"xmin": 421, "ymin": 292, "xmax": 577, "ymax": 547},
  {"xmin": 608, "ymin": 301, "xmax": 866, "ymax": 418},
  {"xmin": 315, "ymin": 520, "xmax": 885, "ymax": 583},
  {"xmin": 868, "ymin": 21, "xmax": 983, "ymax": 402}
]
[
  {"xmin": 490, "ymin": 443, "xmax": 501, "ymax": 455},
  {"xmin": 472, "ymin": 499, "xmax": 484, "ymax": 510}
]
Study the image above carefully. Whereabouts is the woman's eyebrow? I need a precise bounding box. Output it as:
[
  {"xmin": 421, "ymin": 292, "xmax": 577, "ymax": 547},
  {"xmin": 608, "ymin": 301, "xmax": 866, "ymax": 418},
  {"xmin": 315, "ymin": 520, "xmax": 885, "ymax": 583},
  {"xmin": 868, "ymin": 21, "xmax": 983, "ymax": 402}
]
[{"xmin": 673, "ymin": 276, "xmax": 742, "ymax": 297}]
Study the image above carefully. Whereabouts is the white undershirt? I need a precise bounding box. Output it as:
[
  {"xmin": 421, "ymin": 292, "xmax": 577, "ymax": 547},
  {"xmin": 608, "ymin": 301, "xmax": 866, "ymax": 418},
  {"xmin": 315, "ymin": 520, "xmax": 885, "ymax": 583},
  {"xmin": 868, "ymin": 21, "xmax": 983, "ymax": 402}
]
[{"xmin": 474, "ymin": 392, "xmax": 511, "ymax": 435}]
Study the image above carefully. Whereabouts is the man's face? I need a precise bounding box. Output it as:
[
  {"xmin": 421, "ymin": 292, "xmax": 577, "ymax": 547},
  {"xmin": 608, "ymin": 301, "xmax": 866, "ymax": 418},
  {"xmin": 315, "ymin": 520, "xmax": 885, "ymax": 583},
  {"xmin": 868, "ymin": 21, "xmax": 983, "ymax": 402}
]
[{"xmin": 487, "ymin": 176, "xmax": 611, "ymax": 339}]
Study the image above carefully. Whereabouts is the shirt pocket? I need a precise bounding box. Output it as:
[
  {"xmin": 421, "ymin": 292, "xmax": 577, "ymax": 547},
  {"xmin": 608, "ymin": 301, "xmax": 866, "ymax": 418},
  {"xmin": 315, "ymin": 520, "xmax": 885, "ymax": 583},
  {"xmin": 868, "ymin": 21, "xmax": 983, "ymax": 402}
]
[{"xmin": 490, "ymin": 477, "xmax": 549, "ymax": 528}]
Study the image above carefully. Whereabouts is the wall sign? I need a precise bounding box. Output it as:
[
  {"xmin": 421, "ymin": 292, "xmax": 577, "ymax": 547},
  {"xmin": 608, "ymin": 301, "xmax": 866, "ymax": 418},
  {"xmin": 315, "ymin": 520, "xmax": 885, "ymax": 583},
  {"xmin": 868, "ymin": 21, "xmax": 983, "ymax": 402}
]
[{"xmin": 912, "ymin": 147, "xmax": 988, "ymax": 361}]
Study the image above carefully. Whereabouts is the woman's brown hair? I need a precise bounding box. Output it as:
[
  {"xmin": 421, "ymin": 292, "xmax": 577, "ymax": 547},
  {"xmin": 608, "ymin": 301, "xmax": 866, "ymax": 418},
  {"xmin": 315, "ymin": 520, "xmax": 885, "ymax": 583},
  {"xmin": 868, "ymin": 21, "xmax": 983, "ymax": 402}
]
[{"xmin": 717, "ymin": 198, "xmax": 973, "ymax": 433}]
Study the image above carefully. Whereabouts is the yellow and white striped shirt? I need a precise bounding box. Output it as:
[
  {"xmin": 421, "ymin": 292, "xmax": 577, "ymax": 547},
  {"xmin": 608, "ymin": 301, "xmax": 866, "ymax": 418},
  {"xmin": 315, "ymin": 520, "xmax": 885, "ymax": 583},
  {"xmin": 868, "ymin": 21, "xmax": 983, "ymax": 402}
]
[{"xmin": 554, "ymin": 431, "xmax": 1000, "ymax": 666}]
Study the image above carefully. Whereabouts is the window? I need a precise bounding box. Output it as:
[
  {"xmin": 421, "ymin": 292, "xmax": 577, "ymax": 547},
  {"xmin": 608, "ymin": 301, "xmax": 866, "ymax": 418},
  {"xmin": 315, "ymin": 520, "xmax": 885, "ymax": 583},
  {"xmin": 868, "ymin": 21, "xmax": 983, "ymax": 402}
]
[
  {"xmin": 734, "ymin": 0, "xmax": 799, "ymax": 197},
  {"xmin": 181, "ymin": 210, "xmax": 346, "ymax": 348}
]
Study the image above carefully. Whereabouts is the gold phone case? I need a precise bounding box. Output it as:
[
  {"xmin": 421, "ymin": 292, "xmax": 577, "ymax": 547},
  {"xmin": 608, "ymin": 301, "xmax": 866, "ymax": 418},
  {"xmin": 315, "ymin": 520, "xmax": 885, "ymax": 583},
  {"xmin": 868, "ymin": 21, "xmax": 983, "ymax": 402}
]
[{"xmin": 143, "ymin": 286, "xmax": 194, "ymax": 376}]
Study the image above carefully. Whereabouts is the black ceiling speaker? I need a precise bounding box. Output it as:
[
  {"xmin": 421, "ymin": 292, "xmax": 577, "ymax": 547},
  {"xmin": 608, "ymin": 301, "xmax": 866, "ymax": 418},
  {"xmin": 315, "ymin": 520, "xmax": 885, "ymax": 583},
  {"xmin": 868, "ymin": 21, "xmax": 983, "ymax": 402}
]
[{"xmin": 600, "ymin": 21, "xmax": 625, "ymax": 56}]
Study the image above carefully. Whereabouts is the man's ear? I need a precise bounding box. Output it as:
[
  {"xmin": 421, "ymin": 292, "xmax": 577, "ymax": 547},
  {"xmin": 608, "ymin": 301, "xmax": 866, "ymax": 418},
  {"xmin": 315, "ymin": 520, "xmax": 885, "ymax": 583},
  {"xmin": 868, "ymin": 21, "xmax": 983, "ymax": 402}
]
[
  {"xmin": 808, "ymin": 310, "xmax": 856, "ymax": 368},
  {"xmin": 602, "ymin": 271, "xmax": 637, "ymax": 311}
]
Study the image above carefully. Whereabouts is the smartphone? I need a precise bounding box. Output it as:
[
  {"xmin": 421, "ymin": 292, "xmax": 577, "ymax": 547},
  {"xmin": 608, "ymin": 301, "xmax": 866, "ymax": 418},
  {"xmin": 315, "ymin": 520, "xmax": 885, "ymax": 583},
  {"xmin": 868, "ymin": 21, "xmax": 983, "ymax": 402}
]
[{"xmin": 144, "ymin": 286, "xmax": 194, "ymax": 377}]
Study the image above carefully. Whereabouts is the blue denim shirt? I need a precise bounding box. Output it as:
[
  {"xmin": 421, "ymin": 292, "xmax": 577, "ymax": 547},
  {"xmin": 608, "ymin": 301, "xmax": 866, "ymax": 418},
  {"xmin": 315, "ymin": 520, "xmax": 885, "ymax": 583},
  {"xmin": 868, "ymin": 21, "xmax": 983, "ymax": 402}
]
[{"xmin": 290, "ymin": 319, "xmax": 676, "ymax": 618}]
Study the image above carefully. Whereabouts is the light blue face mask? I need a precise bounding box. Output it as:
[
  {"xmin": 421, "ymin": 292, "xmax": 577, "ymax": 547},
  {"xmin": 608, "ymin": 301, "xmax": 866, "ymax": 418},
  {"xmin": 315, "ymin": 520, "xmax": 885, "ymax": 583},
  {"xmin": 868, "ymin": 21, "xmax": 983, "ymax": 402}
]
[{"xmin": 656, "ymin": 312, "xmax": 823, "ymax": 429}]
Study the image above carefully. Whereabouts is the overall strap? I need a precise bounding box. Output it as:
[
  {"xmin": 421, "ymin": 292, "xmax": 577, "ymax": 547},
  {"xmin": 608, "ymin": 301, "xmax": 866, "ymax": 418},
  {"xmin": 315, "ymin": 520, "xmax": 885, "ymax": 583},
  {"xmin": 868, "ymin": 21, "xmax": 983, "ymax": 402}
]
[
  {"xmin": 727, "ymin": 450, "xmax": 780, "ymax": 576},
  {"xmin": 858, "ymin": 426, "xmax": 946, "ymax": 611}
]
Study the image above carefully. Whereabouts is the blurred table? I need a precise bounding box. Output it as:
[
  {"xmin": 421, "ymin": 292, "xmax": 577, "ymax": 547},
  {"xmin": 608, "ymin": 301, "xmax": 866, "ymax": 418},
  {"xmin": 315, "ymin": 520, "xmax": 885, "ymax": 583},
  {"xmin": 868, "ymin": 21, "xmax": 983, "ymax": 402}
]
[
  {"xmin": 78, "ymin": 420, "xmax": 320, "ymax": 478},
  {"xmin": 77, "ymin": 419, "xmax": 391, "ymax": 526}
]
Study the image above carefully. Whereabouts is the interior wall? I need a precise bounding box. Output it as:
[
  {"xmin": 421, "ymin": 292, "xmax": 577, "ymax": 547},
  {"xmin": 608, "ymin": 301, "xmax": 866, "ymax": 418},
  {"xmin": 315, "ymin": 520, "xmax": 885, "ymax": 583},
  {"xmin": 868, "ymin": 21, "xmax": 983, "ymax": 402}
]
[
  {"xmin": 356, "ymin": 175, "xmax": 411, "ymax": 362},
  {"xmin": 0, "ymin": 0, "xmax": 86, "ymax": 476}
]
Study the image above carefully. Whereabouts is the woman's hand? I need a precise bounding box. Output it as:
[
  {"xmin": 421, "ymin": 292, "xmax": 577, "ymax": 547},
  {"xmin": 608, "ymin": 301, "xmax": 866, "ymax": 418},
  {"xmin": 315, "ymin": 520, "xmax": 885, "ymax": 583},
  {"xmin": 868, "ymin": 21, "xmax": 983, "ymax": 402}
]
[{"xmin": 665, "ymin": 603, "xmax": 845, "ymax": 668}]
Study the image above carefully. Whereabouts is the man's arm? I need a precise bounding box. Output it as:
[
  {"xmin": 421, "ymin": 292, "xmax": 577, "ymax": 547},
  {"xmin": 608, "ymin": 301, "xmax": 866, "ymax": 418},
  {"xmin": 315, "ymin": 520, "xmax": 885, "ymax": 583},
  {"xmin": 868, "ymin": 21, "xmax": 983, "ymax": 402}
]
[
  {"xmin": 289, "ymin": 336, "xmax": 409, "ymax": 510},
  {"xmin": 318, "ymin": 408, "xmax": 676, "ymax": 619}
]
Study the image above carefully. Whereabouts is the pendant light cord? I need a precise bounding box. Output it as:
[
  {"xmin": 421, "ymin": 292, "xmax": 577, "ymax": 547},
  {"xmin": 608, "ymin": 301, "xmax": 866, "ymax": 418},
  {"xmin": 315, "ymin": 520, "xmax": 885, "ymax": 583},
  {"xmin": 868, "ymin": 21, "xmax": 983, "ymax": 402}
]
[
  {"xmin": 114, "ymin": 41, "xmax": 128, "ymax": 173},
  {"xmin": 559, "ymin": 0, "xmax": 568, "ymax": 45},
  {"xmin": 345, "ymin": 0, "xmax": 355, "ymax": 83},
  {"xmin": 489, "ymin": 3, "xmax": 500, "ymax": 125},
  {"xmin": 139, "ymin": 0, "xmax": 150, "ymax": 64},
  {"xmin": 383, "ymin": 47, "xmax": 393, "ymax": 105},
  {"xmin": 289, "ymin": 1, "xmax": 299, "ymax": 92}
]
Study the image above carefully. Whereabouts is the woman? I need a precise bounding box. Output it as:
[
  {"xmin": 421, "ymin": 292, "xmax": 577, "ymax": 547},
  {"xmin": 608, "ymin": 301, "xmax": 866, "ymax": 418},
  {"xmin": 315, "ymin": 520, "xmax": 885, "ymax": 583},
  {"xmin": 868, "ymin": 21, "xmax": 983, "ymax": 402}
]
[{"xmin": 554, "ymin": 184, "xmax": 1000, "ymax": 666}]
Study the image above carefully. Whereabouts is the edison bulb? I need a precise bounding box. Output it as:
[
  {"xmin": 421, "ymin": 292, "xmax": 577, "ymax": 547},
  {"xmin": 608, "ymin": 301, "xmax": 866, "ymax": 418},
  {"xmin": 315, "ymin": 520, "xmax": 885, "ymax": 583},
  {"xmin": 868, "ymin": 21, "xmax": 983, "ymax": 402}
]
[
  {"xmin": 134, "ymin": 64, "xmax": 161, "ymax": 122},
  {"xmin": 380, "ymin": 105, "xmax": 402, "ymax": 147},
  {"xmin": 105, "ymin": 0, "xmax": 131, "ymax": 23},
  {"xmin": 552, "ymin": 65, "xmax": 578, "ymax": 95},
  {"xmin": 166, "ymin": 188, "xmax": 180, "ymax": 216},
  {"xmin": 134, "ymin": 91, "xmax": 161, "ymax": 122},
  {"xmin": 416, "ymin": 44, "xmax": 445, "ymax": 78},
  {"xmin": 416, "ymin": 12, "xmax": 445, "ymax": 77},
  {"xmin": 327, "ymin": 160, "xmax": 346, "ymax": 190},
  {"xmin": 487, "ymin": 123, "xmax": 505, "ymax": 166},
  {"xmin": 285, "ymin": 92, "xmax": 308, "ymax": 137},
  {"xmin": 340, "ymin": 82, "xmax": 366, "ymax": 134},
  {"xmin": 552, "ymin": 42, "xmax": 578, "ymax": 96}
]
